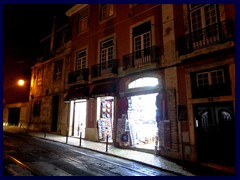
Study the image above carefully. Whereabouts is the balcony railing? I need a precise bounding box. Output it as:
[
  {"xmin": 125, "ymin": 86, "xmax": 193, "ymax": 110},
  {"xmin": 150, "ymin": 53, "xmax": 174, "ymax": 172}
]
[
  {"xmin": 177, "ymin": 20, "xmax": 234, "ymax": 56},
  {"xmin": 68, "ymin": 68, "xmax": 89, "ymax": 84},
  {"xmin": 91, "ymin": 59, "xmax": 118, "ymax": 78},
  {"xmin": 122, "ymin": 46, "xmax": 160, "ymax": 71}
]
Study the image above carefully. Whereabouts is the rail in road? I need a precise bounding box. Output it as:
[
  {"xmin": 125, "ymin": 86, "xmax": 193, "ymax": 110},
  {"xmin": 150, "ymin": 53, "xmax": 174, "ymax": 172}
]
[
  {"xmin": 3, "ymin": 152, "xmax": 176, "ymax": 176},
  {"xmin": 3, "ymin": 154, "xmax": 41, "ymax": 176},
  {"xmin": 3, "ymin": 132, "xmax": 178, "ymax": 176}
]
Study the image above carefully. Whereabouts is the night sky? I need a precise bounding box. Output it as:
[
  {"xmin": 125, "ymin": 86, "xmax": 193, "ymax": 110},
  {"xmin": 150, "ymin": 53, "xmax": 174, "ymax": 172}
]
[
  {"xmin": 4, "ymin": 4, "xmax": 73, "ymax": 63},
  {"xmin": 3, "ymin": 4, "xmax": 74, "ymax": 104}
]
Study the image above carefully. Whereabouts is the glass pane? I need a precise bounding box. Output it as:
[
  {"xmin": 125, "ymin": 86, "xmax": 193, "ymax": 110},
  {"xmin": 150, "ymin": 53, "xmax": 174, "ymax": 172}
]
[
  {"xmin": 128, "ymin": 77, "xmax": 158, "ymax": 89},
  {"xmin": 197, "ymin": 73, "xmax": 209, "ymax": 86},
  {"xmin": 204, "ymin": 4, "xmax": 217, "ymax": 26},
  {"xmin": 201, "ymin": 111, "xmax": 210, "ymax": 131},
  {"xmin": 211, "ymin": 69, "xmax": 224, "ymax": 84}
]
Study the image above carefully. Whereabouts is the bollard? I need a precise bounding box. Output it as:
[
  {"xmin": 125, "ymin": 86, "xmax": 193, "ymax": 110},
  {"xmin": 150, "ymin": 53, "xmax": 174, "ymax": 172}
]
[
  {"xmin": 106, "ymin": 135, "xmax": 109, "ymax": 152},
  {"xmin": 26, "ymin": 124, "xmax": 29, "ymax": 135},
  {"xmin": 79, "ymin": 132, "xmax": 82, "ymax": 147},
  {"xmin": 44, "ymin": 125, "xmax": 47, "ymax": 138},
  {"xmin": 66, "ymin": 130, "xmax": 68, "ymax": 144}
]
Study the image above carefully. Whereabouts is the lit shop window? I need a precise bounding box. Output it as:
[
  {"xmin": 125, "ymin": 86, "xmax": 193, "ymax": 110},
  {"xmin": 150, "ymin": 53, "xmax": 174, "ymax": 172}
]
[{"xmin": 128, "ymin": 77, "xmax": 158, "ymax": 89}]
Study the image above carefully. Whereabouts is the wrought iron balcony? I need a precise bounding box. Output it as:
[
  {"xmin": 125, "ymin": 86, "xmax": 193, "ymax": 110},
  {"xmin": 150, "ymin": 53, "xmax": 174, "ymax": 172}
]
[
  {"xmin": 122, "ymin": 46, "xmax": 160, "ymax": 71},
  {"xmin": 177, "ymin": 20, "xmax": 234, "ymax": 56},
  {"xmin": 91, "ymin": 59, "xmax": 118, "ymax": 78},
  {"xmin": 68, "ymin": 68, "xmax": 89, "ymax": 84}
]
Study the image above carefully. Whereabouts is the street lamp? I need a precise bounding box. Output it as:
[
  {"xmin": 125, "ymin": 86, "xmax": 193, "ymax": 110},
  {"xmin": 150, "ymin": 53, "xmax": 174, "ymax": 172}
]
[{"xmin": 18, "ymin": 79, "xmax": 25, "ymax": 86}]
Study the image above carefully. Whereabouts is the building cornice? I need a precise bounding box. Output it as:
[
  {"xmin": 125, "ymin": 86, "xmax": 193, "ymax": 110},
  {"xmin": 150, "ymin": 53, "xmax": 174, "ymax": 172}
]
[{"xmin": 66, "ymin": 4, "xmax": 88, "ymax": 17}]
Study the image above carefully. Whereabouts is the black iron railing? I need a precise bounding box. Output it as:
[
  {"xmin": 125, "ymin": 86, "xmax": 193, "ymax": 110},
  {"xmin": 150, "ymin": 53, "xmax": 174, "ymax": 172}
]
[
  {"xmin": 91, "ymin": 59, "xmax": 118, "ymax": 78},
  {"xmin": 68, "ymin": 68, "xmax": 89, "ymax": 84},
  {"xmin": 177, "ymin": 20, "xmax": 234, "ymax": 56},
  {"xmin": 122, "ymin": 46, "xmax": 160, "ymax": 71}
]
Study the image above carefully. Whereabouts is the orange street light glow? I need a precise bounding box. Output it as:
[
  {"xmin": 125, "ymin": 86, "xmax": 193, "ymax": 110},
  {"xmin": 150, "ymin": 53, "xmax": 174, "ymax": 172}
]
[{"xmin": 18, "ymin": 79, "xmax": 25, "ymax": 86}]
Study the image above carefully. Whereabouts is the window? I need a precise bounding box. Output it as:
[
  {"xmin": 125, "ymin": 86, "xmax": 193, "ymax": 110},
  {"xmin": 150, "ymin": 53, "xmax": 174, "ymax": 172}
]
[
  {"xmin": 33, "ymin": 99, "xmax": 41, "ymax": 117},
  {"xmin": 101, "ymin": 4, "xmax": 114, "ymax": 21},
  {"xmin": 76, "ymin": 49, "xmax": 87, "ymax": 70},
  {"xmin": 189, "ymin": 4, "xmax": 218, "ymax": 46},
  {"xmin": 77, "ymin": 9, "xmax": 88, "ymax": 34},
  {"xmin": 132, "ymin": 21, "xmax": 152, "ymax": 59},
  {"xmin": 37, "ymin": 68, "xmax": 43, "ymax": 86},
  {"xmin": 200, "ymin": 110, "xmax": 210, "ymax": 132},
  {"xmin": 196, "ymin": 69, "xmax": 224, "ymax": 87},
  {"xmin": 100, "ymin": 38, "xmax": 114, "ymax": 70},
  {"xmin": 191, "ymin": 66, "xmax": 231, "ymax": 98},
  {"xmin": 128, "ymin": 77, "xmax": 158, "ymax": 89},
  {"xmin": 190, "ymin": 4, "xmax": 217, "ymax": 31},
  {"xmin": 54, "ymin": 60, "xmax": 63, "ymax": 80}
]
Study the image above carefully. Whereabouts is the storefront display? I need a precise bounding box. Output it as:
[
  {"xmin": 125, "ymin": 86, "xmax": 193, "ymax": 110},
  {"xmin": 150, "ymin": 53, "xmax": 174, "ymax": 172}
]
[{"xmin": 97, "ymin": 98, "xmax": 113, "ymax": 141}]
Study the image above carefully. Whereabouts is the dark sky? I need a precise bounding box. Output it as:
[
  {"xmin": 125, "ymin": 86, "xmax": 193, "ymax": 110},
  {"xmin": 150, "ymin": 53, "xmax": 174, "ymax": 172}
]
[
  {"xmin": 4, "ymin": 4, "xmax": 74, "ymax": 64},
  {"xmin": 3, "ymin": 4, "xmax": 74, "ymax": 104}
]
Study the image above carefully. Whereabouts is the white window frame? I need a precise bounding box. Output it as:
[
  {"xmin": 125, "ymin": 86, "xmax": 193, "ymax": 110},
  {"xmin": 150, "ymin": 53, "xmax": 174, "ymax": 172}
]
[
  {"xmin": 196, "ymin": 69, "xmax": 224, "ymax": 87},
  {"xmin": 76, "ymin": 49, "xmax": 87, "ymax": 70},
  {"xmin": 190, "ymin": 4, "xmax": 217, "ymax": 31},
  {"xmin": 134, "ymin": 31, "xmax": 151, "ymax": 52},
  {"xmin": 190, "ymin": 4, "xmax": 218, "ymax": 47},
  {"xmin": 100, "ymin": 38, "xmax": 114, "ymax": 70}
]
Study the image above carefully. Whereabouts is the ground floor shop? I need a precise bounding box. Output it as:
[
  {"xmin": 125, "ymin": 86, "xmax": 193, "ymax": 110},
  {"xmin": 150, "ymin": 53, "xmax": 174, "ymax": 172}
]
[
  {"xmin": 96, "ymin": 96, "xmax": 115, "ymax": 142},
  {"xmin": 69, "ymin": 100, "xmax": 87, "ymax": 138},
  {"xmin": 116, "ymin": 74, "xmax": 170, "ymax": 154},
  {"xmin": 127, "ymin": 93, "xmax": 158, "ymax": 150}
]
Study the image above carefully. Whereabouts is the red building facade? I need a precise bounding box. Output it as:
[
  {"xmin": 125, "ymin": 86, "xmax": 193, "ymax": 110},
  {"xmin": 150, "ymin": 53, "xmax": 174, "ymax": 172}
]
[{"xmin": 29, "ymin": 4, "xmax": 235, "ymax": 166}]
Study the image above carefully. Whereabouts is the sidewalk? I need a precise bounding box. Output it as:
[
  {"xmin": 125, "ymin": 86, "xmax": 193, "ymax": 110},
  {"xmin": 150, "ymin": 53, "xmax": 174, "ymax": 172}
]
[{"xmin": 3, "ymin": 126, "xmax": 235, "ymax": 176}]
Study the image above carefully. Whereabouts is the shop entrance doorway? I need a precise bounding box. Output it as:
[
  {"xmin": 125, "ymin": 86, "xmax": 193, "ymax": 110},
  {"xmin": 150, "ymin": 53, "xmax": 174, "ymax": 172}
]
[
  {"xmin": 72, "ymin": 100, "xmax": 87, "ymax": 138},
  {"xmin": 127, "ymin": 93, "xmax": 158, "ymax": 150}
]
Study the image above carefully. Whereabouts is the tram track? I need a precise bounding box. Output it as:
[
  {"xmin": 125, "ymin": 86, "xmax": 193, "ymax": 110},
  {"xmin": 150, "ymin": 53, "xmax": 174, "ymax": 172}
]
[{"xmin": 3, "ymin": 153, "xmax": 42, "ymax": 176}]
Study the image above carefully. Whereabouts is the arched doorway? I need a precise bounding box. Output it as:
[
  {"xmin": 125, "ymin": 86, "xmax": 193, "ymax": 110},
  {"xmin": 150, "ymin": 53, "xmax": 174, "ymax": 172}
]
[{"xmin": 125, "ymin": 77, "xmax": 161, "ymax": 151}]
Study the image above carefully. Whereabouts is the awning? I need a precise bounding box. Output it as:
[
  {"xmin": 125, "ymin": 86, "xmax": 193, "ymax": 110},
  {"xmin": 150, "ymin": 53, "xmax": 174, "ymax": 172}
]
[
  {"xmin": 91, "ymin": 83, "xmax": 116, "ymax": 98},
  {"xmin": 64, "ymin": 85, "xmax": 89, "ymax": 101}
]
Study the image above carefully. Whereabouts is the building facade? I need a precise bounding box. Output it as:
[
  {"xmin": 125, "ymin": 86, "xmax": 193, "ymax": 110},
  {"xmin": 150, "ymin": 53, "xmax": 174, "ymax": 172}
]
[
  {"xmin": 29, "ymin": 4, "xmax": 235, "ymax": 166},
  {"xmin": 176, "ymin": 4, "xmax": 235, "ymax": 165},
  {"xmin": 29, "ymin": 22, "xmax": 72, "ymax": 133}
]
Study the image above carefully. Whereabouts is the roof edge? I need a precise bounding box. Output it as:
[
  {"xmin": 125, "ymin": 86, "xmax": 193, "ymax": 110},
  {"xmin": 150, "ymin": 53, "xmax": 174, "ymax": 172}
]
[{"xmin": 66, "ymin": 4, "xmax": 88, "ymax": 17}]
